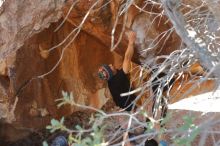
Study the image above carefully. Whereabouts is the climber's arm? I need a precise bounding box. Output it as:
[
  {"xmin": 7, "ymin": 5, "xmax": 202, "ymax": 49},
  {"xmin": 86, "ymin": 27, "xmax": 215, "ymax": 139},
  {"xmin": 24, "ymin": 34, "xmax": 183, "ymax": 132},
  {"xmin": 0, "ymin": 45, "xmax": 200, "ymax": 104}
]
[{"xmin": 122, "ymin": 31, "xmax": 136, "ymax": 74}]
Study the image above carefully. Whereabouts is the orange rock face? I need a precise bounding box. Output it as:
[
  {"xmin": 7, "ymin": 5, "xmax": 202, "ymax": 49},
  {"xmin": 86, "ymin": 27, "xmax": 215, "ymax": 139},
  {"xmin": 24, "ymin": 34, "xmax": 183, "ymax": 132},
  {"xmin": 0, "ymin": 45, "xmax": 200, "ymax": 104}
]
[{"xmin": 0, "ymin": 20, "xmax": 119, "ymax": 141}]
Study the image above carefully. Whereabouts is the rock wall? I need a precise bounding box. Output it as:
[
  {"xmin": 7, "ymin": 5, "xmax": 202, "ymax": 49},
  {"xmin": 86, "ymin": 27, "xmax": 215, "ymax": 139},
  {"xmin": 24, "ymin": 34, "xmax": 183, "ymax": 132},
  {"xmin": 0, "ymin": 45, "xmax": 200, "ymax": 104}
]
[
  {"xmin": 63, "ymin": 0, "xmax": 181, "ymax": 65},
  {"xmin": 0, "ymin": 20, "xmax": 122, "ymax": 141},
  {"xmin": 0, "ymin": 0, "xmax": 65, "ymax": 60}
]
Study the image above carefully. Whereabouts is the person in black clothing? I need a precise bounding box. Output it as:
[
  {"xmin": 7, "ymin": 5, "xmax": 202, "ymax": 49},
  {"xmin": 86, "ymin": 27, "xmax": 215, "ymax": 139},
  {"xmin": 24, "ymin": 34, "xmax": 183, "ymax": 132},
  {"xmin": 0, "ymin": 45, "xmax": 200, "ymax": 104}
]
[
  {"xmin": 98, "ymin": 31, "xmax": 169, "ymax": 145},
  {"xmin": 98, "ymin": 31, "xmax": 136, "ymax": 111}
]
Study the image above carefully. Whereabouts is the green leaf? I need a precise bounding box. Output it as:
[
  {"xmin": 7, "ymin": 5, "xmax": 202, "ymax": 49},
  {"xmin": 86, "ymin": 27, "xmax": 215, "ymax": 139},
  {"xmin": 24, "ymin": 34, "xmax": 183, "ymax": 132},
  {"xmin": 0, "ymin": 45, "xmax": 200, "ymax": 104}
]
[
  {"xmin": 50, "ymin": 129, "xmax": 56, "ymax": 133},
  {"xmin": 178, "ymin": 123, "xmax": 190, "ymax": 131},
  {"xmin": 46, "ymin": 125, "xmax": 52, "ymax": 129},
  {"xmin": 146, "ymin": 121, "xmax": 154, "ymax": 130},
  {"xmin": 183, "ymin": 116, "xmax": 194, "ymax": 124},
  {"xmin": 95, "ymin": 113, "xmax": 102, "ymax": 119},
  {"xmin": 60, "ymin": 117, "xmax": 65, "ymax": 124},
  {"xmin": 62, "ymin": 91, "xmax": 67, "ymax": 97},
  {"xmin": 189, "ymin": 127, "xmax": 200, "ymax": 142},
  {"xmin": 42, "ymin": 141, "xmax": 48, "ymax": 146},
  {"xmin": 161, "ymin": 112, "xmax": 172, "ymax": 125},
  {"xmin": 51, "ymin": 119, "xmax": 60, "ymax": 126},
  {"xmin": 176, "ymin": 138, "xmax": 188, "ymax": 145},
  {"xmin": 75, "ymin": 125, "xmax": 82, "ymax": 131},
  {"xmin": 178, "ymin": 116, "xmax": 195, "ymax": 132},
  {"xmin": 68, "ymin": 134, "xmax": 76, "ymax": 144},
  {"xmin": 83, "ymin": 137, "xmax": 92, "ymax": 144}
]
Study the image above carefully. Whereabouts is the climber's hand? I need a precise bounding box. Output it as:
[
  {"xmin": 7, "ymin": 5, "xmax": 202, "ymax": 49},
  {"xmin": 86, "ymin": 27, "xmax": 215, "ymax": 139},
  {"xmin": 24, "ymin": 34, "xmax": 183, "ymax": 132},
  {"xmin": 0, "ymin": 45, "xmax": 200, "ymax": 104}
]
[{"xmin": 127, "ymin": 31, "xmax": 136, "ymax": 45}]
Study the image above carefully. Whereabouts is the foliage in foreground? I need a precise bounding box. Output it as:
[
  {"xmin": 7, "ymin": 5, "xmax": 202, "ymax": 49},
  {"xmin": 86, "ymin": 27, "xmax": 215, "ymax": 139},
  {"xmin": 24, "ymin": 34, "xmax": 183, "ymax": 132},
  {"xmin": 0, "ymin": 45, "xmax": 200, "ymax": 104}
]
[{"xmin": 43, "ymin": 92, "xmax": 202, "ymax": 146}]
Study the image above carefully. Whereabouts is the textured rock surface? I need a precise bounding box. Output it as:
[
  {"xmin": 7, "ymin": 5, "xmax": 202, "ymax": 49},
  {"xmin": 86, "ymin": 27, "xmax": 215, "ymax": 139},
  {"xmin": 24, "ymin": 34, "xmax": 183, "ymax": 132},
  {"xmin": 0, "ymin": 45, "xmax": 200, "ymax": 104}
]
[
  {"xmin": 0, "ymin": 0, "xmax": 66, "ymax": 141},
  {"xmin": 0, "ymin": 0, "xmax": 65, "ymax": 60},
  {"xmin": 0, "ymin": 20, "xmax": 119, "ymax": 141}
]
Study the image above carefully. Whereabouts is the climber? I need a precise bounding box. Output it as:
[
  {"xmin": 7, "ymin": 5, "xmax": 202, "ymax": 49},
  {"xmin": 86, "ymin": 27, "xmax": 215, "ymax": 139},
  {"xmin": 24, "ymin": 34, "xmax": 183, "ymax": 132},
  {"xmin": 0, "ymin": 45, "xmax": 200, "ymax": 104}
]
[{"xmin": 98, "ymin": 31, "xmax": 137, "ymax": 111}]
